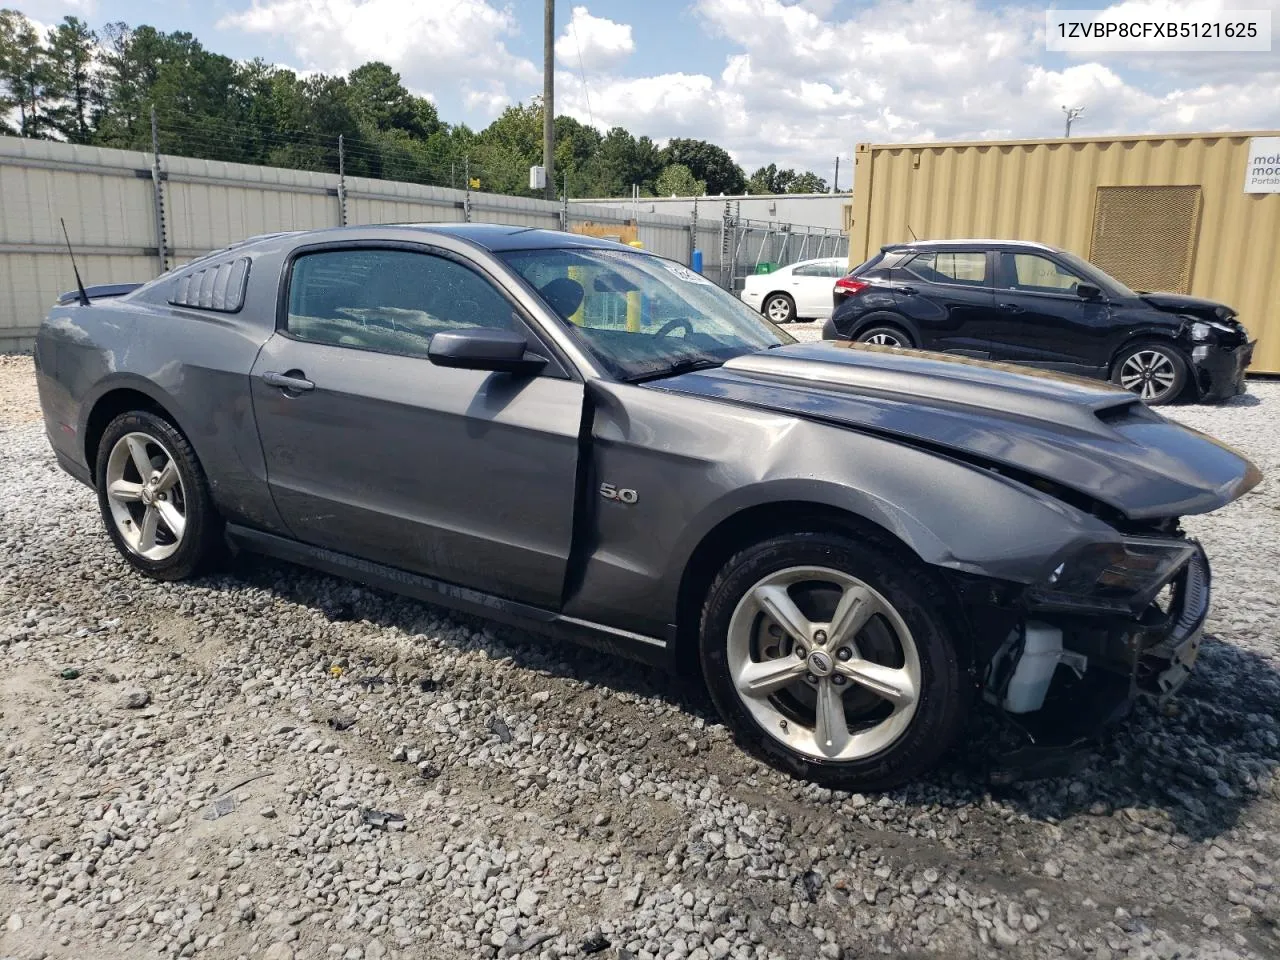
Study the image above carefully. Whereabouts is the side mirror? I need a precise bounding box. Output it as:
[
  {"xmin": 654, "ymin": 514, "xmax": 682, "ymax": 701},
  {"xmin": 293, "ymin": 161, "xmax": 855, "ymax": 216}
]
[
  {"xmin": 1075, "ymin": 282, "xmax": 1103, "ymax": 300},
  {"xmin": 427, "ymin": 328, "xmax": 547, "ymax": 375}
]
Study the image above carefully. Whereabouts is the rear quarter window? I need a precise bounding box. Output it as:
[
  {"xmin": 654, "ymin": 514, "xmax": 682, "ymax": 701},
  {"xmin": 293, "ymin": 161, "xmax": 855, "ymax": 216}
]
[{"xmin": 169, "ymin": 258, "xmax": 251, "ymax": 312}]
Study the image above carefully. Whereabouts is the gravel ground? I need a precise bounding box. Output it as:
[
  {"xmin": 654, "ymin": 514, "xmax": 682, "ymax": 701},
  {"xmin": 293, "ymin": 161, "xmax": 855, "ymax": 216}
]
[{"xmin": 2, "ymin": 354, "xmax": 1279, "ymax": 960}]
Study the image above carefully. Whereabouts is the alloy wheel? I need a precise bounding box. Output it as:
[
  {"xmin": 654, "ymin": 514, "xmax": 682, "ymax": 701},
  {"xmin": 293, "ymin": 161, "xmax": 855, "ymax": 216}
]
[
  {"xmin": 766, "ymin": 297, "xmax": 792, "ymax": 323},
  {"xmin": 1119, "ymin": 349, "xmax": 1178, "ymax": 402},
  {"xmin": 864, "ymin": 332, "xmax": 904, "ymax": 347},
  {"xmin": 725, "ymin": 566, "xmax": 921, "ymax": 761},
  {"xmin": 104, "ymin": 432, "xmax": 188, "ymax": 561}
]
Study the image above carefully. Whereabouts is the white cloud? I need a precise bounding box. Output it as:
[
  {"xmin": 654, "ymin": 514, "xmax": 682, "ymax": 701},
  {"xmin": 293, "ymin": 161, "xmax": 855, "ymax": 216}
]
[
  {"xmin": 555, "ymin": 6, "xmax": 635, "ymax": 71},
  {"xmin": 554, "ymin": 0, "xmax": 1279, "ymax": 175},
  {"xmin": 219, "ymin": 0, "xmax": 537, "ymax": 111}
]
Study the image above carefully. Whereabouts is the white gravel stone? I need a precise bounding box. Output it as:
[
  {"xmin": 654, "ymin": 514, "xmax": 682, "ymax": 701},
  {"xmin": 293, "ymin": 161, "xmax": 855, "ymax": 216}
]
[{"xmin": 1, "ymin": 356, "xmax": 1279, "ymax": 960}]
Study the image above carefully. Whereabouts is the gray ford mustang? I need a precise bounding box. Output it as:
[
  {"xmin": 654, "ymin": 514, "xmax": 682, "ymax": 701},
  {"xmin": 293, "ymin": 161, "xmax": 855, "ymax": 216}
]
[{"xmin": 35, "ymin": 224, "xmax": 1261, "ymax": 790}]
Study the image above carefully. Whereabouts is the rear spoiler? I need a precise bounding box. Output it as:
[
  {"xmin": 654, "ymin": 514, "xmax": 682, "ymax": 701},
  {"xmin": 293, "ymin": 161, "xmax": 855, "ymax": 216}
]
[{"xmin": 57, "ymin": 282, "xmax": 143, "ymax": 305}]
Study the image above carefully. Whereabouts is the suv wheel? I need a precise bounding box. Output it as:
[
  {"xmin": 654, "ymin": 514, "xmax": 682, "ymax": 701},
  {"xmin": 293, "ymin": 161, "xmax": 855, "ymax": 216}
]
[
  {"xmin": 95, "ymin": 411, "xmax": 223, "ymax": 580},
  {"xmin": 856, "ymin": 325, "xmax": 914, "ymax": 348},
  {"xmin": 699, "ymin": 532, "xmax": 967, "ymax": 790},
  {"xmin": 1112, "ymin": 342, "xmax": 1187, "ymax": 405},
  {"xmin": 763, "ymin": 293, "xmax": 796, "ymax": 324}
]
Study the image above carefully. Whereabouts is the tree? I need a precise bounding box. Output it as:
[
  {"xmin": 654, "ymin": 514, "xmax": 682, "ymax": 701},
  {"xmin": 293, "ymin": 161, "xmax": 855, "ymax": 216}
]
[
  {"xmin": 747, "ymin": 163, "xmax": 793, "ymax": 194},
  {"xmin": 662, "ymin": 138, "xmax": 744, "ymax": 195},
  {"xmin": 654, "ymin": 163, "xmax": 705, "ymax": 197},
  {"xmin": 0, "ymin": 9, "xmax": 51, "ymax": 138},
  {"xmin": 788, "ymin": 170, "xmax": 828, "ymax": 193},
  {"xmin": 346, "ymin": 62, "xmax": 439, "ymax": 139},
  {"xmin": 44, "ymin": 16, "xmax": 96, "ymax": 142},
  {"xmin": 747, "ymin": 164, "xmax": 828, "ymax": 194}
]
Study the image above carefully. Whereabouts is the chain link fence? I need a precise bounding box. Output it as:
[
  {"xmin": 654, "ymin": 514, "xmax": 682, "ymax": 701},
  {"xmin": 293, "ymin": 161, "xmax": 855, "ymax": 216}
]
[{"xmin": 715, "ymin": 212, "xmax": 849, "ymax": 292}]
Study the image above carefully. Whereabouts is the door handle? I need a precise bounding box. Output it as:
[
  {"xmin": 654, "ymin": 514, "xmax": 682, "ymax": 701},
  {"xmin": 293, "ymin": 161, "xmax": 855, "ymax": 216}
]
[
  {"xmin": 898, "ymin": 286, "xmax": 917, "ymax": 295},
  {"xmin": 998, "ymin": 302, "xmax": 1024, "ymax": 313},
  {"xmin": 262, "ymin": 370, "xmax": 315, "ymax": 392}
]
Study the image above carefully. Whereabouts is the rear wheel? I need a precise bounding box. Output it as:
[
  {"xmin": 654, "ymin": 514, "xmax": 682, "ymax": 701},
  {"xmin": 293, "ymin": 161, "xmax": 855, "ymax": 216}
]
[
  {"xmin": 699, "ymin": 532, "xmax": 968, "ymax": 790},
  {"xmin": 1112, "ymin": 341, "xmax": 1187, "ymax": 405},
  {"xmin": 763, "ymin": 293, "xmax": 796, "ymax": 324},
  {"xmin": 856, "ymin": 324, "xmax": 914, "ymax": 348},
  {"xmin": 95, "ymin": 411, "xmax": 223, "ymax": 580}
]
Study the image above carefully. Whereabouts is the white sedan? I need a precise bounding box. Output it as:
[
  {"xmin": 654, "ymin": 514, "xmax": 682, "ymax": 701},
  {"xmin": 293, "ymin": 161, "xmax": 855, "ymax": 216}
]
[{"xmin": 739, "ymin": 257, "xmax": 848, "ymax": 323}]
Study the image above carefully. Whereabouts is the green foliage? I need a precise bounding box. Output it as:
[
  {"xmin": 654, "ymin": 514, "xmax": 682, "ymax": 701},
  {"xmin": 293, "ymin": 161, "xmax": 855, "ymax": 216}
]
[
  {"xmin": 655, "ymin": 163, "xmax": 705, "ymax": 196},
  {"xmin": 661, "ymin": 138, "xmax": 745, "ymax": 195},
  {"xmin": 0, "ymin": 8, "xmax": 50, "ymax": 137},
  {"xmin": 44, "ymin": 17, "xmax": 95, "ymax": 143},
  {"xmin": 0, "ymin": 8, "xmax": 818, "ymax": 202},
  {"xmin": 748, "ymin": 163, "xmax": 828, "ymax": 195}
]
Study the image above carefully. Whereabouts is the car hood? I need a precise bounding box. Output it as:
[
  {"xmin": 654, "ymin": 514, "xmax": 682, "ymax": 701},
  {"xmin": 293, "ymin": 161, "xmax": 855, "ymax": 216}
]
[
  {"xmin": 657, "ymin": 342, "xmax": 1260, "ymax": 520},
  {"xmin": 1139, "ymin": 291, "xmax": 1236, "ymax": 322}
]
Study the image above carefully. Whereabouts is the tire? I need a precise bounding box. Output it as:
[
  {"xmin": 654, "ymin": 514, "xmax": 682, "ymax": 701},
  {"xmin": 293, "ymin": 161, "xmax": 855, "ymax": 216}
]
[
  {"xmin": 763, "ymin": 293, "xmax": 796, "ymax": 324},
  {"xmin": 95, "ymin": 410, "xmax": 223, "ymax": 581},
  {"xmin": 1111, "ymin": 341, "xmax": 1188, "ymax": 405},
  {"xmin": 856, "ymin": 324, "xmax": 914, "ymax": 348},
  {"xmin": 699, "ymin": 532, "xmax": 968, "ymax": 790}
]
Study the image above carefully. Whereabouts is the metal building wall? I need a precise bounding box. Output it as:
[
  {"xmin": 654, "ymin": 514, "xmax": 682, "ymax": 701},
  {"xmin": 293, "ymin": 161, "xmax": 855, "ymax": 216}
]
[
  {"xmin": 0, "ymin": 138, "xmax": 159, "ymax": 348},
  {"xmin": 848, "ymin": 131, "xmax": 1280, "ymax": 373}
]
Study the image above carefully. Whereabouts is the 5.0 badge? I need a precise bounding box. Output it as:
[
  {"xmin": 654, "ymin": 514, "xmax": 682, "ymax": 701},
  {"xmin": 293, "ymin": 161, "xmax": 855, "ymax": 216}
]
[{"xmin": 599, "ymin": 483, "xmax": 638, "ymax": 504}]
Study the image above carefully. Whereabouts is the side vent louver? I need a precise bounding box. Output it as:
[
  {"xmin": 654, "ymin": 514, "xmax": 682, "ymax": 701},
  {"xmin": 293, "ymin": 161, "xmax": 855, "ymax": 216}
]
[{"xmin": 168, "ymin": 258, "xmax": 250, "ymax": 313}]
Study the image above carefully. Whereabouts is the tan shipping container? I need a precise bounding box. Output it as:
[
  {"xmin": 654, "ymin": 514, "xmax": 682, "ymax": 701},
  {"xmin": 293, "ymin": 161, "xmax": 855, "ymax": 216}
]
[{"xmin": 848, "ymin": 131, "xmax": 1280, "ymax": 374}]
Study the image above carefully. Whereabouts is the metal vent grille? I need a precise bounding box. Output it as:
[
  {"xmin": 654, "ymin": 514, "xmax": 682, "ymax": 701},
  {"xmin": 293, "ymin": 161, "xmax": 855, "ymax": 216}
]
[
  {"xmin": 169, "ymin": 257, "xmax": 251, "ymax": 313},
  {"xmin": 1090, "ymin": 186, "xmax": 1202, "ymax": 294}
]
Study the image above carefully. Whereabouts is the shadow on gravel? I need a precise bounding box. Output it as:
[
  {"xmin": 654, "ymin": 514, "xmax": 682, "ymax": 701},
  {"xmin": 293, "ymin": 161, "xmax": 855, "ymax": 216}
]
[
  {"xmin": 218, "ymin": 557, "xmax": 1278, "ymax": 841},
  {"xmin": 905, "ymin": 635, "xmax": 1280, "ymax": 841}
]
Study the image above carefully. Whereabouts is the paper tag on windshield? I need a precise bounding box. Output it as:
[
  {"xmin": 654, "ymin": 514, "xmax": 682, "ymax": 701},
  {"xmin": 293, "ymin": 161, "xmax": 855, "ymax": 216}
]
[{"xmin": 660, "ymin": 261, "xmax": 714, "ymax": 286}]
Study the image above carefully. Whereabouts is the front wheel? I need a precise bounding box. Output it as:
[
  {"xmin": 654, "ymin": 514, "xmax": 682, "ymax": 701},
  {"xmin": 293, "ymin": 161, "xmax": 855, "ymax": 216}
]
[
  {"xmin": 699, "ymin": 532, "xmax": 968, "ymax": 790},
  {"xmin": 95, "ymin": 411, "xmax": 223, "ymax": 580},
  {"xmin": 1112, "ymin": 341, "xmax": 1187, "ymax": 405}
]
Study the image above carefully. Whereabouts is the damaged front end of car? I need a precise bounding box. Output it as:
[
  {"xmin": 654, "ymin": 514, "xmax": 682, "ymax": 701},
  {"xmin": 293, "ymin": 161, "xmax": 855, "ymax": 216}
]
[{"xmin": 963, "ymin": 528, "xmax": 1213, "ymax": 781}]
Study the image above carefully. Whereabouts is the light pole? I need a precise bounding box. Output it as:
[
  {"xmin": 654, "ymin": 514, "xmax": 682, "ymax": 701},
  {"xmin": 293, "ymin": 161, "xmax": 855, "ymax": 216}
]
[
  {"xmin": 1062, "ymin": 105, "xmax": 1084, "ymax": 138},
  {"xmin": 543, "ymin": 0, "xmax": 556, "ymax": 200}
]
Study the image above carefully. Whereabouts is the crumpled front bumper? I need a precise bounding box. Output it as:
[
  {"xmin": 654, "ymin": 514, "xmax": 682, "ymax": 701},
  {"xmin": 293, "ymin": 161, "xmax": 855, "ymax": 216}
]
[
  {"xmin": 1133, "ymin": 547, "xmax": 1210, "ymax": 698},
  {"xmin": 998, "ymin": 543, "xmax": 1211, "ymax": 752},
  {"xmin": 1191, "ymin": 339, "xmax": 1254, "ymax": 402}
]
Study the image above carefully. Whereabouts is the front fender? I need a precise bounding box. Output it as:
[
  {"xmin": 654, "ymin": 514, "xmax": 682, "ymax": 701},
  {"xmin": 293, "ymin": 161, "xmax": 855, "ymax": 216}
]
[{"xmin": 563, "ymin": 383, "xmax": 1118, "ymax": 641}]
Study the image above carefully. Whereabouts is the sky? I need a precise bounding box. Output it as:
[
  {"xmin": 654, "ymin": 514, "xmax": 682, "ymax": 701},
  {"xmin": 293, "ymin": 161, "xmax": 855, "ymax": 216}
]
[{"xmin": 20, "ymin": 0, "xmax": 1280, "ymax": 184}]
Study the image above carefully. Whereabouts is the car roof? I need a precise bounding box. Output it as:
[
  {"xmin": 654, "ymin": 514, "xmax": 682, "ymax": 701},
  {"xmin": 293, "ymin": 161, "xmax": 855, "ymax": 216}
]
[
  {"xmin": 371, "ymin": 223, "xmax": 632, "ymax": 253},
  {"xmin": 881, "ymin": 239, "xmax": 1066, "ymax": 255}
]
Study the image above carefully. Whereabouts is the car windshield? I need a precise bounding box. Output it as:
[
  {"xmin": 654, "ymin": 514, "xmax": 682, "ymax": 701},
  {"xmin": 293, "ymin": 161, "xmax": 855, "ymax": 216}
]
[
  {"xmin": 500, "ymin": 247, "xmax": 792, "ymax": 381},
  {"xmin": 1056, "ymin": 250, "xmax": 1137, "ymax": 298}
]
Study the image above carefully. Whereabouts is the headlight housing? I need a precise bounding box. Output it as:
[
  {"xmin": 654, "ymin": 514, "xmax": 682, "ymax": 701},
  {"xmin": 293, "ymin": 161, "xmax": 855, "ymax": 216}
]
[
  {"xmin": 1189, "ymin": 321, "xmax": 1212, "ymax": 341},
  {"xmin": 1030, "ymin": 537, "xmax": 1197, "ymax": 614}
]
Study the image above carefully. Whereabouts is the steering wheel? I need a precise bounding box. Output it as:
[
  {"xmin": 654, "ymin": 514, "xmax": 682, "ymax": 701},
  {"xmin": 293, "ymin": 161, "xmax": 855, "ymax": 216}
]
[{"xmin": 656, "ymin": 317, "xmax": 694, "ymax": 337}]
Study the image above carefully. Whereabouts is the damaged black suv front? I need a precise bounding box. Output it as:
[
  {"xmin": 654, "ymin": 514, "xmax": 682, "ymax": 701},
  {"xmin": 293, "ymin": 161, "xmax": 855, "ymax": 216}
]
[{"xmin": 1142, "ymin": 292, "xmax": 1256, "ymax": 402}]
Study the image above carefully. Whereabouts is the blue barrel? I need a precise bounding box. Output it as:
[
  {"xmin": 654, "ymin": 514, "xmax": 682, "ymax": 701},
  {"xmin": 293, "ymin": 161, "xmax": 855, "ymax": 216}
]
[{"xmin": 691, "ymin": 249, "xmax": 704, "ymax": 274}]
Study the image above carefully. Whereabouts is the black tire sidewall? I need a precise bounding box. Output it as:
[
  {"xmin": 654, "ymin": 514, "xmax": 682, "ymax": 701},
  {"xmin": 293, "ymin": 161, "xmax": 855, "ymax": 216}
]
[
  {"xmin": 699, "ymin": 532, "xmax": 968, "ymax": 791},
  {"xmin": 95, "ymin": 411, "xmax": 220, "ymax": 581},
  {"xmin": 764, "ymin": 294, "xmax": 795, "ymax": 323},
  {"xmin": 1112, "ymin": 341, "xmax": 1188, "ymax": 405}
]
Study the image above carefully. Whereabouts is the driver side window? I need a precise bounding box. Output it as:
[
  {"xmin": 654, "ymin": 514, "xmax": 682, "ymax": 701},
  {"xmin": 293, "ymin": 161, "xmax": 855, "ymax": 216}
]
[{"xmin": 285, "ymin": 248, "xmax": 519, "ymax": 358}]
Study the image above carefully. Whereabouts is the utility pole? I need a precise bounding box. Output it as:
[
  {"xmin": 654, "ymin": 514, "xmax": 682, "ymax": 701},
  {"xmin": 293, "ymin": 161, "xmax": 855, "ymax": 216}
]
[
  {"xmin": 1062, "ymin": 105, "xmax": 1084, "ymax": 138},
  {"xmin": 832, "ymin": 157, "xmax": 840, "ymax": 193},
  {"xmin": 542, "ymin": 0, "xmax": 556, "ymax": 201}
]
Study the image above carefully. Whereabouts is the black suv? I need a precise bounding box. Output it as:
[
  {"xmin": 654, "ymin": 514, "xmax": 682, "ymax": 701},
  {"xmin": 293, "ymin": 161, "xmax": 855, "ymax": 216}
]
[{"xmin": 824, "ymin": 240, "xmax": 1254, "ymax": 404}]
